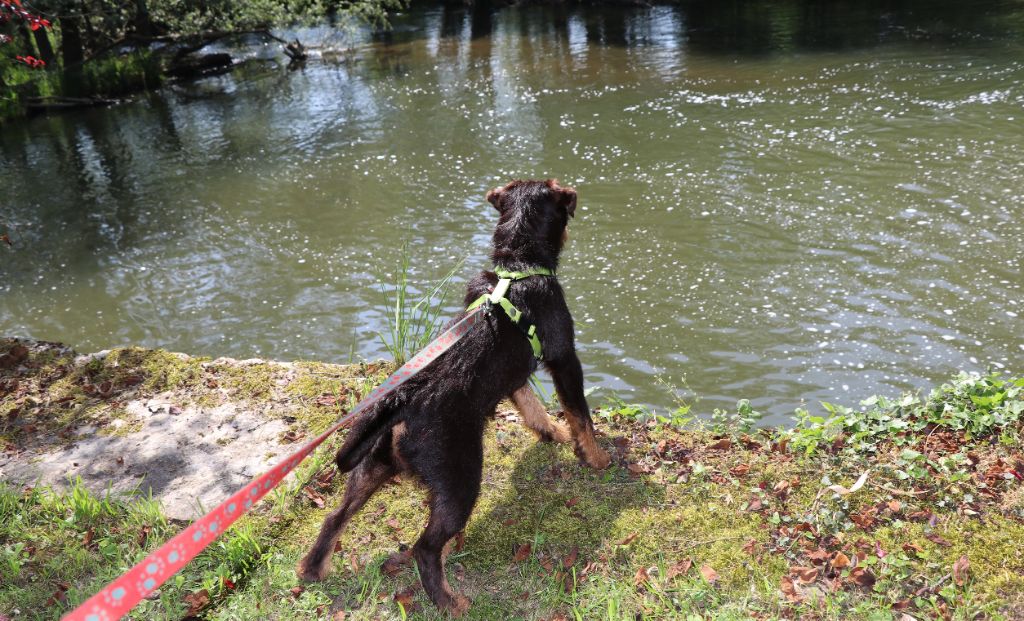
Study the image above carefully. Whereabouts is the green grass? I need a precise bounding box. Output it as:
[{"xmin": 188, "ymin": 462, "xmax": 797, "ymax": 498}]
[
  {"xmin": 376, "ymin": 247, "xmax": 465, "ymax": 365},
  {"xmin": 2, "ymin": 338, "xmax": 1022, "ymax": 619}
]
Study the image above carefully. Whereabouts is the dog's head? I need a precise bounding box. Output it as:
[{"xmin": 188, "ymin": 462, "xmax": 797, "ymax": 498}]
[{"xmin": 486, "ymin": 179, "xmax": 577, "ymax": 266}]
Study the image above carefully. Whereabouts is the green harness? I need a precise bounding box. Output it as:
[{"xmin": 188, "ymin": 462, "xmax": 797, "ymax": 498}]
[{"xmin": 466, "ymin": 266, "xmax": 555, "ymax": 360}]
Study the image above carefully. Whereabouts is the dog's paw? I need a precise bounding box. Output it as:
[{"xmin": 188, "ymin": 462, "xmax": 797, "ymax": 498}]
[
  {"xmin": 295, "ymin": 557, "xmax": 329, "ymax": 582},
  {"xmin": 441, "ymin": 594, "xmax": 471, "ymax": 617},
  {"xmin": 584, "ymin": 446, "xmax": 611, "ymax": 470},
  {"xmin": 543, "ymin": 421, "xmax": 572, "ymax": 444}
]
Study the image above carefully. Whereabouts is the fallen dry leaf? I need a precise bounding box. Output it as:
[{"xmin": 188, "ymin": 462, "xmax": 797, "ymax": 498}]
[
  {"xmin": 875, "ymin": 541, "xmax": 888, "ymax": 559},
  {"xmin": 849, "ymin": 567, "xmax": 876, "ymax": 588},
  {"xmin": 832, "ymin": 551, "xmax": 851, "ymax": 570},
  {"xmin": 290, "ymin": 586, "xmax": 305, "ymax": 598},
  {"xmin": 0, "ymin": 345, "xmax": 28, "ymax": 370},
  {"xmin": 707, "ymin": 438, "xmax": 732, "ymax": 450},
  {"xmin": 952, "ymin": 555, "xmax": 970, "ymax": 586},
  {"xmin": 828, "ymin": 470, "xmax": 869, "ymax": 496},
  {"xmin": 393, "ymin": 586, "xmax": 421, "ymax": 613},
  {"xmin": 633, "ymin": 566, "xmax": 650, "ymax": 588},
  {"xmin": 302, "ymin": 487, "xmax": 325, "ymax": 509},
  {"xmin": 780, "ymin": 575, "xmax": 803, "ymax": 603},
  {"xmin": 44, "ymin": 583, "xmax": 69, "ymax": 607},
  {"xmin": 742, "ymin": 538, "xmax": 758, "ymax": 555},
  {"xmin": 381, "ymin": 551, "xmax": 411, "ymax": 577},
  {"xmin": 700, "ymin": 564, "xmax": 719, "ymax": 584},
  {"xmin": 138, "ymin": 524, "xmax": 152, "ymax": 547},
  {"xmin": 729, "ymin": 463, "xmax": 750, "ymax": 477},
  {"xmin": 565, "ymin": 497, "xmax": 579, "ymax": 508},
  {"xmin": 666, "ymin": 558, "xmax": 693, "ymax": 580},
  {"xmin": 313, "ymin": 467, "xmax": 337, "ymax": 489},
  {"xmin": 627, "ymin": 463, "xmax": 646, "ymax": 476},
  {"xmin": 183, "ymin": 589, "xmax": 210, "ymax": 616},
  {"xmin": 806, "ymin": 549, "xmax": 830, "ymax": 564},
  {"xmin": 559, "ymin": 569, "xmax": 576, "ymax": 593},
  {"xmin": 902, "ymin": 542, "xmax": 924, "ymax": 556},
  {"xmin": 513, "ymin": 543, "xmax": 532, "ymax": 563},
  {"xmin": 791, "ymin": 566, "xmax": 819, "ymax": 585},
  {"xmin": 618, "ymin": 532, "xmax": 639, "ymax": 546},
  {"xmin": 563, "ymin": 546, "xmax": 579, "ymax": 569},
  {"xmin": 315, "ymin": 394, "xmax": 339, "ymax": 407},
  {"xmin": 850, "ymin": 509, "xmax": 877, "ymax": 529},
  {"xmin": 926, "ymin": 533, "xmax": 952, "ymax": 547}
]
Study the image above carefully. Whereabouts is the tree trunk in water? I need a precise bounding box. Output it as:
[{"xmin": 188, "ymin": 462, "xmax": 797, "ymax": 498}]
[
  {"xmin": 31, "ymin": 26, "xmax": 56, "ymax": 65},
  {"xmin": 60, "ymin": 18, "xmax": 85, "ymax": 68},
  {"xmin": 134, "ymin": 0, "xmax": 155, "ymax": 37}
]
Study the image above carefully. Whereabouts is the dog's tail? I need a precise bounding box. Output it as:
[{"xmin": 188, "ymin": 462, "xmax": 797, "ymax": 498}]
[{"xmin": 334, "ymin": 400, "xmax": 398, "ymax": 473}]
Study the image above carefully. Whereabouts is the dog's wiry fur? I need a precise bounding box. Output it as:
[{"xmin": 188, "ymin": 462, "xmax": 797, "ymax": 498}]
[{"xmin": 296, "ymin": 179, "xmax": 610, "ymax": 615}]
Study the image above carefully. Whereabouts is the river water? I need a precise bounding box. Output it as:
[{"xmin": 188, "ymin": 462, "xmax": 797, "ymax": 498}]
[{"xmin": 2, "ymin": 1, "xmax": 1022, "ymax": 423}]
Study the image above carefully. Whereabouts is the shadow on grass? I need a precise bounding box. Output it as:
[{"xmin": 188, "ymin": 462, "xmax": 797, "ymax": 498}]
[{"xmin": 320, "ymin": 433, "xmax": 664, "ymax": 620}]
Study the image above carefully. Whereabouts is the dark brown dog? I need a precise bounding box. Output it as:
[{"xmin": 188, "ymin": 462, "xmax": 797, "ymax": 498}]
[{"xmin": 296, "ymin": 179, "xmax": 610, "ymax": 615}]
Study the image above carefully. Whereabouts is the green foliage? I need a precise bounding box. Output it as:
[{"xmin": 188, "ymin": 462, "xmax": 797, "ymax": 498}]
[
  {"xmin": 709, "ymin": 398, "xmax": 764, "ymax": 436},
  {"xmin": 1, "ymin": 0, "xmax": 407, "ymax": 121},
  {"xmin": 375, "ymin": 248, "xmax": 464, "ymax": 365},
  {"xmin": 788, "ymin": 372, "xmax": 1024, "ymax": 456},
  {"xmin": 598, "ymin": 394, "xmax": 694, "ymax": 428},
  {"xmin": 1, "ymin": 51, "xmax": 161, "ymax": 121},
  {"xmin": 147, "ymin": 0, "xmax": 405, "ymax": 35}
]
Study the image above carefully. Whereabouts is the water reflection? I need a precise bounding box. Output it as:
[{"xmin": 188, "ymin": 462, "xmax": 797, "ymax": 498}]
[{"xmin": 1, "ymin": 0, "xmax": 1022, "ymax": 423}]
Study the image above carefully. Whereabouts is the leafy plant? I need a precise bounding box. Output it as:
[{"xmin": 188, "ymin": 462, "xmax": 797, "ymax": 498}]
[
  {"xmin": 375, "ymin": 247, "xmax": 464, "ymax": 365},
  {"xmin": 788, "ymin": 372, "xmax": 1024, "ymax": 456},
  {"xmin": 1, "ymin": 542, "xmax": 27, "ymax": 580},
  {"xmin": 598, "ymin": 395, "xmax": 693, "ymax": 428},
  {"xmin": 709, "ymin": 399, "xmax": 764, "ymax": 435}
]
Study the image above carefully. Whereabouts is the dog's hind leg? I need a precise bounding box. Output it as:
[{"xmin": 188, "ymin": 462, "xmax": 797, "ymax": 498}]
[
  {"xmin": 296, "ymin": 432, "xmax": 397, "ymax": 582},
  {"xmin": 510, "ymin": 385, "xmax": 571, "ymax": 443},
  {"xmin": 412, "ymin": 446, "xmax": 481, "ymax": 616}
]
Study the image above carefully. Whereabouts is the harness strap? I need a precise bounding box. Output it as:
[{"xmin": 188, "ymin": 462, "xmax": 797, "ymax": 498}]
[
  {"xmin": 467, "ymin": 266, "xmax": 554, "ymax": 360},
  {"xmin": 494, "ymin": 266, "xmax": 555, "ymax": 280}
]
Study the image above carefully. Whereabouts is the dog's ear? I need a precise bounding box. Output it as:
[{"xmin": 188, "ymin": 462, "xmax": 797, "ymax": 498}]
[
  {"xmin": 486, "ymin": 187, "xmax": 504, "ymax": 213},
  {"xmin": 555, "ymin": 185, "xmax": 577, "ymax": 218}
]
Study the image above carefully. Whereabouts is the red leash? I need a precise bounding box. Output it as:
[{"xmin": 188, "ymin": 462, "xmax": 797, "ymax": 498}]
[{"xmin": 62, "ymin": 308, "xmax": 485, "ymax": 621}]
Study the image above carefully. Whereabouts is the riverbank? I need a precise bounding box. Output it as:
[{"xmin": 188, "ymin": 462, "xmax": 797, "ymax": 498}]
[
  {"xmin": 0, "ymin": 50, "xmax": 163, "ymax": 121},
  {"xmin": 1, "ymin": 337, "xmax": 1022, "ymax": 620}
]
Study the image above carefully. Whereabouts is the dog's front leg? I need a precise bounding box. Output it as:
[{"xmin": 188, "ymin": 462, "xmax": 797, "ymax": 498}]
[{"xmin": 547, "ymin": 355, "xmax": 611, "ymax": 470}]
